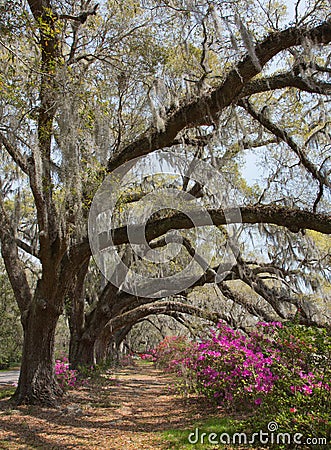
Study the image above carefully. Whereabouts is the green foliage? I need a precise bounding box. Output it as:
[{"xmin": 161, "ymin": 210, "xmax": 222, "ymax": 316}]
[
  {"xmin": 0, "ymin": 262, "xmax": 22, "ymax": 369},
  {"xmin": 76, "ymin": 363, "xmax": 103, "ymax": 381},
  {"xmin": 155, "ymin": 322, "xmax": 331, "ymax": 448},
  {"xmin": 0, "ymin": 386, "xmax": 16, "ymax": 400},
  {"xmin": 160, "ymin": 417, "xmax": 238, "ymax": 450}
]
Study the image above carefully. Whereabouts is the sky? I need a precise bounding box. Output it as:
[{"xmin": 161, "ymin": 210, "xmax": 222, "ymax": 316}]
[
  {"xmin": 242, "ymin": 151, "xmax": 262, "ymax": 185},
  {"xmin": 241, "ymin": 0, "xmax": 309, "ymax": 186}
]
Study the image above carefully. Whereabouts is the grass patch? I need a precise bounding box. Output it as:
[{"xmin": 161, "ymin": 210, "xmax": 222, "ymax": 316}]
[
  {"xmin": 136, "ymin": 359, "xmax": 154, "ymax": 366},
  {"xmin": 0, "ymin": 386, "xmax": 15, "ymax": 400},
  {"xmin": 161, "ymin": 416, "xmax": 239, "ymax": 449},
  {"xmin": 0, "ymin": 363, "xmax": 20, "ymax": 372}
]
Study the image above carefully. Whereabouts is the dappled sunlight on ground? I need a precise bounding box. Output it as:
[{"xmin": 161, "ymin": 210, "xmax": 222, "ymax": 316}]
[{"xmin": 0, "ymin": 364, "xmax": 220, "ymax": 449}]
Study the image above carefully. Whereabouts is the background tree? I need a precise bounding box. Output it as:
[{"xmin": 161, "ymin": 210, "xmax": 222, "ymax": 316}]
[
  {"xmin": 0, "ymin": 0, "xmax": 163, "ymax": 404},
  {"xmin": 0, "ymin": 258, "xmax": 23, "ymax": 369}
]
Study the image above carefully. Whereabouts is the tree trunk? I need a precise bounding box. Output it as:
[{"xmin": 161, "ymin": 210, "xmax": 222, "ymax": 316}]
[
  {"xmin": 13, "ymin": 291, "xmax": 62, "ymax": 406},
  {"xmin": 68, "ymin": 259, "xmax": 90, "ymax": 369},
  {"xmin": 70, "ymin": 336, "xmax": 96, "ymax": 368},
  {"xmin": 95, "ymin": 331, "xmax": 110, "ymax": 365},
  {"xmin": 69, "ymin": 283, "xmax": 121, "ymax": 368},
  {"xmin": 95, "ymin": 325, "xmax": 132, "ymax": 366}
]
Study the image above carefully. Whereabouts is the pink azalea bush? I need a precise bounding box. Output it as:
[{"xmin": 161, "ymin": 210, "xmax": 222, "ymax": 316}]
[
  {"xmin": 140, "ymin": 352, "xmax": 156, "ymax": 361},
  {"xmin": 153, "ymin": 322, "xmax": 331, "ymax": 442},
  {"xmin": 118, "ymin": 354, "xmax": 136, "ymax": 367},
  {"xmin": 257, "ymin": 322, "xmax": 331, "ymax": 441},
  {"xmin": 153, "ymin": 335, "xmax": 197, "ymax": 374},
  {"xmin": 191, "ymin": 322, "xmax": 280, "ymax": 409},
  {"xmin": 54, "ymin": 357, "xmax": 78, "ymax": 390}
]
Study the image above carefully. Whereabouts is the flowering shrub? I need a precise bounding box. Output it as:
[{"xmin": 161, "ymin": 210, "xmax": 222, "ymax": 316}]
[
  {"xmin": 153, "ymin": 335, "xmax": 197, "ymax": 374},
  {"xmin": 118, "ymin": 354, "xmax": 137, "ymax": 367},
  {"xmin": 140, "ymin": 352, "xmax": 156, "ymax": 361},
  {"xmin": 54, "ymin": 357, "xmax": 78, "ymax": 390},
  {"xmin": 153, "ymin": 322, "xmax": 331, "ymax": 444},
  {"xmin": 153, "ymin": 335, "xmax": 198, "ymax": 393},
  {"xmin": 252, "ymin": 322, "xmax": 331, "ymax": 443},
  {"xmin": 192, "ymin": 322, "xmax": 280, "ymax": 409}
]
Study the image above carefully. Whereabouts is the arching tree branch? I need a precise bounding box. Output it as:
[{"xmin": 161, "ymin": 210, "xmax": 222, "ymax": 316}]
[
  {"xmin": 108, "ymin": 300, "xmax": 222, "ymax": 333},
  {"xmin": 241, "ymin": 71, "xmax": 331, "ymax": 97},
  {"xmin": 0, "ymin": 132, "xmax": 29, "ymax": 175},
  {"xmin": 0, "ymin": 193, "xmax": 32, "ymax": 315},
  {"xmin": 107, "ymin": 19, "xmax": 331, "ymax": 172},
  {"xmin": 99, "ymin": 206, "xmax": 331, "ymax": 251},
  {"xmin": 218, "ymin": 282, "xmax": 278, "ymax": 323}
]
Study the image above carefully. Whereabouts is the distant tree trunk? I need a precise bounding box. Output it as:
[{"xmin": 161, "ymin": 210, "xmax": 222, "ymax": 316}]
[
  {"xmin": 70, "ymin": 310, "xmax": 130, "ymax": 368},
  {"xmin": 68, "ymin": 259, "xmax": 90, "ymax": 368},
  {"xmin": 69, "ymin": 283, "xmax": 122, "ymax": 368},
  {"xmin": 70, "ymin": 335, "xmax": 97, "ymax": 368},
  {"xmin": 95, "ymin": 325, "xmax": 132, "ymax": 365}
]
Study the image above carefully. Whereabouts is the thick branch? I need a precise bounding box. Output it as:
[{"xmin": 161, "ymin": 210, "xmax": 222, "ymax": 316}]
[
  {"xmin": 241, "ymin": 71, "xmax": 331, "ymax": 97},
  {"xmin": 240, "ymin": 99, "xmax": 331, "ymax": 188},
  {"xmin": 28, "ymin": 0, "xmax": 62, "ymax": 255},
  {"xmin": 27, "ymin": 0, "xmax": 50, "ymax": 20},
  {"xmin": 55, "ymin": 240, "xmax": 91, "ymax": 307},
  {"xmin": 107, "ymin": 19, "xmax": 331, "ymax": 172},
  {"xmin": 0, "ymin": 196, "xmax": 32, "ymax": 314},
  {"xmin": 229, "ymin": 253, "xmax": 318, "ymax": 325},
  {"xmin": 218, "ymin": 282, "xmax": 278, "ymax": 323},
  {"xmin": 108, "ymin": 301, "xmax": 221, "ymax": 333},
  {"xmin": 16, "ymin": 238, "xmax": 39, "ymax": 258},
  {"xmin": 58, "ymin": 5, "xmax": 98, "ymax": 24},
  {"xmin": 0, "ymin": 133, "xmax": 29, "ymax": 175},
  {"xmin": 99, "ymin": 206, "xmax": 331, "ymax": 250}
]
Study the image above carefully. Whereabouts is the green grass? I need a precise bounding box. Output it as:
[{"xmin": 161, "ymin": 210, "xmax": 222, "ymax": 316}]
[
  {"xmin": 0, "ymin": 364, "xmax": 20, "ymax": 372},
  {"xmin": 160, "ymin": 416, "xmax": 239, "ymax": 449},
  {"xmin": 137, "ymin": 359, "xmax": 154, "ymax": 366},
  {"xmin": 0, "ymin": 386, "xmax": 15, "ymax": 400}
]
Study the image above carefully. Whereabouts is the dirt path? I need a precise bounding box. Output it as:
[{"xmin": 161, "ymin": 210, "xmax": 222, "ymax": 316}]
[{"xmin": 0, "ymin": 364, "xmax": 212, "ymax": 449}]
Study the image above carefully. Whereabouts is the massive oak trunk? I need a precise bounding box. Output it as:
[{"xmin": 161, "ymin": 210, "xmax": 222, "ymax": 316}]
[
  {"xmin": 13, "ymin": 283, "xmax": 62, "ymax": 406},
  {"xmin": 68, "ymin": 260, "xmax": 91, "ymax": 368},
  {"xmin": 95, "ymin": 330, "xmax": 111, "ymax": 365}
]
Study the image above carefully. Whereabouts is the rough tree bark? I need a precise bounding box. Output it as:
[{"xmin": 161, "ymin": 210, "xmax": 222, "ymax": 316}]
[
  {"xmin": 69, "ymin": 282, "xmax": 121, "ymax": 368},
  {"xmin": 68, "ymin": 259, "xmax": 90, "ymax": 369},
  {"xmin": 14, "ymin": 281, "xmax": 63, "ymax": 405}
]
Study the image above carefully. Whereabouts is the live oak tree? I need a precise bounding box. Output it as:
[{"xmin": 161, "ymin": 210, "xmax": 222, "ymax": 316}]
[
  {"xmin": 0, "ymin": 0, "xmax": 162, "ymax": 404},
  {"xmin": 0, "ymin": 0, "xmax": 330, "ymax": 404}
]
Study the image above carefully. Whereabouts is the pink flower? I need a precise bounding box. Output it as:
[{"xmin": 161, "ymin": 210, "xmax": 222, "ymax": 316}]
[
  {"xmin": 302, "ymin": 385, "xmax": 313, "ymax": 395},
  {"xmin": 290, "ymin": 407, "xmax": 297, "ymax": 413}
]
